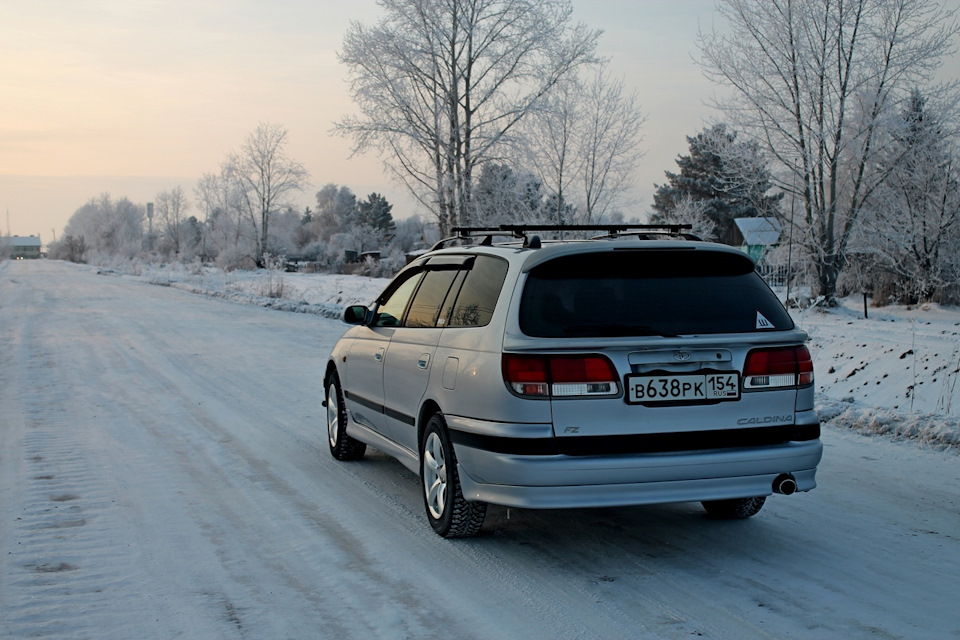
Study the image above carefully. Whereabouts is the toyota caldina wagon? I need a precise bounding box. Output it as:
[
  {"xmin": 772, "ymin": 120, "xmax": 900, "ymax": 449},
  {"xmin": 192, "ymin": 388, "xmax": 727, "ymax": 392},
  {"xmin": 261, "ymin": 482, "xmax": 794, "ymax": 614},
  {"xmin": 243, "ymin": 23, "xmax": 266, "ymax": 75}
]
[{"xmin": 324, "ymin": 225, "xmax": 822, "ymax": 537}]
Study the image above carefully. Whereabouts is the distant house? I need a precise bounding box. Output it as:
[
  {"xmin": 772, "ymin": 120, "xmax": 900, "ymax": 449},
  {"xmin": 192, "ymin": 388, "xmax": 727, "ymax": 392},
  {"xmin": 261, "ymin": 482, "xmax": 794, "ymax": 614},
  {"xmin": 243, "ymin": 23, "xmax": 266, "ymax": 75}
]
[
  {"xmin": 732, "ymin": 218, "xmax": 782, "ymax": 262},
  {"xmin": 344, "ymin": 250, "xmax": 382, "ymax": 264},
  {"xmin": 3, "ymin": 235, "xmax": 43, "ymax": 259}
]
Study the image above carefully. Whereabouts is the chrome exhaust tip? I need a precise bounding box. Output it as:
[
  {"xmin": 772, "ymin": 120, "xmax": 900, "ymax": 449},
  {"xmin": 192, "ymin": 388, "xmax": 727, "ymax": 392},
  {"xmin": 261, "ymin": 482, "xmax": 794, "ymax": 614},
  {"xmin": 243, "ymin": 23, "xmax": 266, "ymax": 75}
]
[{"xmin": 773, "ymin": 473, "xmax": 798, "ymax": 495}]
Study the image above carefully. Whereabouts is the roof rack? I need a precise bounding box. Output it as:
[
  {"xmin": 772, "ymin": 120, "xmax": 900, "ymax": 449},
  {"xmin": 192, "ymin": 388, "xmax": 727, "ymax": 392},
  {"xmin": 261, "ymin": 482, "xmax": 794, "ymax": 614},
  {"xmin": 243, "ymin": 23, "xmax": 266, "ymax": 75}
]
[{"xmin": 429, "ymin": 223, "xmax": 698, "ymax": 251}]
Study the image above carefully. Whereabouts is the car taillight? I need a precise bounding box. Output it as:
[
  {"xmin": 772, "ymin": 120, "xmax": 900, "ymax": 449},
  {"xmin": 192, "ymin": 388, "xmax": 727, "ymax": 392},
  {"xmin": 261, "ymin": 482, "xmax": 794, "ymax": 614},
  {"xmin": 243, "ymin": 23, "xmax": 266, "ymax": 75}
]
[
  {"xmin": 742, "ymin": 346, "xmax": 814, "ymax": 390},
  {"xmin": 502, "ymin": 354, "xmax": 620, "ymax": 398}
]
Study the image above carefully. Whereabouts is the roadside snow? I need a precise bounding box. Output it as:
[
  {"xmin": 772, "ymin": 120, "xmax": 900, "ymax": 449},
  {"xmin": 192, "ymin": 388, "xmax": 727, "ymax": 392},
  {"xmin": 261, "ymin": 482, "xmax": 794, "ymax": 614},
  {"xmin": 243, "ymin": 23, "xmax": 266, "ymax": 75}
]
[
  {"xmin": 797, "ymin": 298, "xmax": 960, "ymax": 450},
  {"xmin": 117, "ymin": 261, "xmax": 960, "ymax": 450},
  {"xmin": 102, "ymin": 262, "xmax": 389, "ymax": 319}
]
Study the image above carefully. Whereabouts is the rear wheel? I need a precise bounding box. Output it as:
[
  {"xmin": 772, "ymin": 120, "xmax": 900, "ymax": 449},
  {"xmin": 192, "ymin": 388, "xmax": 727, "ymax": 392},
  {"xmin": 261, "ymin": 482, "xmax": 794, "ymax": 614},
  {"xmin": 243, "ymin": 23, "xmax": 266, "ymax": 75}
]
[
  {"xmin": 421, "ymin": 414, "xmax": 486, "ymax": 538},
  {"xmin": 701, "ymin": 496, "xmax": 766, "ymax": 519},
  {"xmin": 325, "ymin": 372, "xmax": 366, "ymax": 461}
]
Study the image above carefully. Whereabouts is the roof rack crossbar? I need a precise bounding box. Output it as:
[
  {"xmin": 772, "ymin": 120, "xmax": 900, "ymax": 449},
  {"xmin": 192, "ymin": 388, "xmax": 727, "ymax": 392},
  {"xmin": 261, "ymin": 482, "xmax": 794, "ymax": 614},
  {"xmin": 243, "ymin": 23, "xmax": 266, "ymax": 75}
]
[
  {"xmin": 429, "ymin": 223, "xmax": 697, "ymax": 251},
  {"xmin": 452, "ymin": 223, "xmax": 693, "ymax": 236}
]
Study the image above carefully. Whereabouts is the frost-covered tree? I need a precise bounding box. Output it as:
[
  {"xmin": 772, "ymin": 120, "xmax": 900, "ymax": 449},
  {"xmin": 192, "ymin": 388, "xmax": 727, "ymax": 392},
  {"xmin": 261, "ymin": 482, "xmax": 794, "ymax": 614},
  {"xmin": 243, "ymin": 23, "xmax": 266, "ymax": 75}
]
[
  {"xmin": 266, "ymin": 207, "xmax": 305, "ymax": 258},
  {"xmin": 699, "ymin": 0, "xmax": 959, "ymax": 304},
  {"xmin": 392, "ymin": 214, "xmax": 439, "ymax": 253},
  {"xmin": 48, "ymin": 235, "xmax": 88, "ymax": 263},
  {"xmin": 310, "ymin": 184, "xmax": 359, "ymax": 242},
  {"xmin": 578, "ymin": 62, "xmax": 646, "ymax": 223},
  {"xmin": 521, "ymin": 62, "xmax": 645, "ymax": 225},
  {"xmin": 520, "ymin": 77, "xmax": 579, "ymax": 224},
  {"xmin": 858, "ymin": 89, "xmax": 960, "ymax": 303},
  {"xmin": 357, "ymin": 193, "xmax": 396, "ymax": 235},
  {"xmin": 155, "ymin": 186, "xmax": 189, "ymax": 257},
  {"xmin": 652, "ymin": 124, "xmax": 781, "ymax": 245},
  {"xmin": 471, "ymin": 163, "xmax": 544, "ymax": 225},
  {"xmin": 62, "ymin": 193, "xmax": 143, "ymax": 260},
  {"xmin": 224, "ymin": 123, "xmax": 309, "ymax": 267},
  {"xmin": 336, "ymin": 0, "xmax": 599, "ymax": 235},
  {"xmin": 195, "ymin": 168, "xmax": 247, "ymax": 261},
  {"xmin": 651, "ymin": 194, "xmax": 718, "ymax": 242},
  {"xmin": 352, "ymin": 192, "xmax": 397, "ymax": 253}
]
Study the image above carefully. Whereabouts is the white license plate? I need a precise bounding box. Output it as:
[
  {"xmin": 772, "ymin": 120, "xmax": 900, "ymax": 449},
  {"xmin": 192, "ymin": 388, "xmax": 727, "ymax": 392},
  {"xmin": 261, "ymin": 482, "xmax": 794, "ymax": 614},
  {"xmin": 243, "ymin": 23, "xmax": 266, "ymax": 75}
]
[{"xmin": 626, "ymin": 373, "xmax": 740, "ymax": 404}]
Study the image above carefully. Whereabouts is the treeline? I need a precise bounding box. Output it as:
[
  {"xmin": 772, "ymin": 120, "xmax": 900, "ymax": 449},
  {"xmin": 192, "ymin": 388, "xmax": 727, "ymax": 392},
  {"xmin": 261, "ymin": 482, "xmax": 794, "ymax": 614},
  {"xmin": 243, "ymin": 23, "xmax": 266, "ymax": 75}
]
[
  {"xmin": 48, "ymin": 123, "xmax": 417, "ymax": 275},
  {"xmin": 47, "ymin": 181, "xmax": 420, "ymax": 277}
]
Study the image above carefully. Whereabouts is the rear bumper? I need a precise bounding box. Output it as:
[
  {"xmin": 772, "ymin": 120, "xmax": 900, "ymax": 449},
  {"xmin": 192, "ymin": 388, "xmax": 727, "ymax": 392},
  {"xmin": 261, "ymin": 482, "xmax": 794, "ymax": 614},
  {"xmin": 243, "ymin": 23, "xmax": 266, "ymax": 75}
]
[
  {"xmin": 458, "ymin": 466, "xmax": 819, "ymax": 509},
  {"xmin": 454, "ymin": 438, "xmax": 823, "ymax": 509}
]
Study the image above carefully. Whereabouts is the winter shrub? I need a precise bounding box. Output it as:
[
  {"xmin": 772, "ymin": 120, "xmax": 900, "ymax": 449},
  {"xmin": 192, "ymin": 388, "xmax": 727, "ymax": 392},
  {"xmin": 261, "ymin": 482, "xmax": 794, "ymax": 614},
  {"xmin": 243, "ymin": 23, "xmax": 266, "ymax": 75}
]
[{"xmin": 215, "ymin": 246, "xmax": 258, "ymax": 272}]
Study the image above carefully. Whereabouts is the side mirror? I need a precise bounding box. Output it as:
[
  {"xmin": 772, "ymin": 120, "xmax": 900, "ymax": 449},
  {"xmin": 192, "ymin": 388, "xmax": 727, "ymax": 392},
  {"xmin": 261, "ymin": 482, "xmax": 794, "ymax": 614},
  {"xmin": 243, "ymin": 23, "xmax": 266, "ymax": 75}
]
[{"xmin": 342, "ymin": 304, "xmax": 370, "ymax": 325}]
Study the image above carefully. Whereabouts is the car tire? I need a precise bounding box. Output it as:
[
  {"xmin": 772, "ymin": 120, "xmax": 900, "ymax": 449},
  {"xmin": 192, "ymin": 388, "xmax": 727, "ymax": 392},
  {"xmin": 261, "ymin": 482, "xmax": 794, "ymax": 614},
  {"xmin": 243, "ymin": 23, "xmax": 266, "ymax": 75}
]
[
  {"xmin": 701, "ymin": 496, "xmax": 766, "ymax": 519},
  {"xmin": 325, "ymin": 371, "xmax": 366, "ymax": 461},
  {"xmin": 420, "ymin": 413, "xmax": 486, "ymax": 538}
]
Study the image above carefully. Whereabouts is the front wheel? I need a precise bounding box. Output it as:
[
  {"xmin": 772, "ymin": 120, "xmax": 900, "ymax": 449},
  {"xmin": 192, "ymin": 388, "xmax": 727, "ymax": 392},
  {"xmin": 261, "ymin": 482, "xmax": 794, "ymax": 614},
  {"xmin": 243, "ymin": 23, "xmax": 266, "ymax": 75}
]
[
  {"xmin": 701, "ymin": 496, "xmax": 766, "ymax": 519},
  {"xmin": 421, "ymin": 414, "xmax": 486, "ymax": 538},
  {"xmin": 325, "ymin": 371, "xmax": 366, "ymax": 461}
]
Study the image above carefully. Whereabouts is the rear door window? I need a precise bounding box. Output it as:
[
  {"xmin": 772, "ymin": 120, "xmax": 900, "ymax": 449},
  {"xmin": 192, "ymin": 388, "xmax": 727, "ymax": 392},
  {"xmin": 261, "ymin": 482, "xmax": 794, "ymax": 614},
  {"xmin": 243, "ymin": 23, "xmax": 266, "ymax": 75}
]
[
  {"xmin": 446, "ymin": 256, "xmax": 509, "ymax": 328},
  {"xmin": 405, "ymin": 269, "xmax": 460, "ymax": 327},
  {"xmin": 519, "ymin": 249, "xmax": 793, "ymax": 337}
]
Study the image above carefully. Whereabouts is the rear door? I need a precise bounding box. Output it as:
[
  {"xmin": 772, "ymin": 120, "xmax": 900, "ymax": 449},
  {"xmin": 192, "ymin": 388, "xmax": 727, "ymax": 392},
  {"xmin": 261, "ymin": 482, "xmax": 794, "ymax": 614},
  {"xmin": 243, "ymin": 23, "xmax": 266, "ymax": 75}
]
[
  {"xmin": 383, "ymin": 254, "xmax": 510, "ymax": 454},
  {"xmin": 381, "ymin": 265, "xmax": 464, "ymax": 453}
]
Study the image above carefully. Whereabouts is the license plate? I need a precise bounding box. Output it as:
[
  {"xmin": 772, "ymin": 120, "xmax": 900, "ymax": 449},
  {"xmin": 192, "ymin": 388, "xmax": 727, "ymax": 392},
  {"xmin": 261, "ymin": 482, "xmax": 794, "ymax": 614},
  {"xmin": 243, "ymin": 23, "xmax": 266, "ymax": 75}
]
[{"xmin": 626, "ymin": 372, "xmax": 740, "ymax": 404}]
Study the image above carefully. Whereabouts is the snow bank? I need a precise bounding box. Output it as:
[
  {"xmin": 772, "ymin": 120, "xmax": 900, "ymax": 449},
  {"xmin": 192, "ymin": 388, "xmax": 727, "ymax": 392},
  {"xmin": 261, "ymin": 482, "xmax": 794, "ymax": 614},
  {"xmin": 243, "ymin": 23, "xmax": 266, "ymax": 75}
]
[
  {"xmin": 817, "ymin": 395, "xmax": 960, "ymax": 450},
  {"xmin": 113, "ymin": 262, "xmax": 389, "ymax": 320}
]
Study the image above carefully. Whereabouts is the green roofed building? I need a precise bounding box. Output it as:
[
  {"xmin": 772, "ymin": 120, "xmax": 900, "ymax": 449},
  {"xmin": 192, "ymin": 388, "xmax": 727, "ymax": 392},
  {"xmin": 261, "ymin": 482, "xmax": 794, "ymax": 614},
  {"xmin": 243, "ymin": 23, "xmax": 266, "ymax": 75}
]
[{"xmin": 733, "ymin": 218, "xmax": 782, "ymax": 263}]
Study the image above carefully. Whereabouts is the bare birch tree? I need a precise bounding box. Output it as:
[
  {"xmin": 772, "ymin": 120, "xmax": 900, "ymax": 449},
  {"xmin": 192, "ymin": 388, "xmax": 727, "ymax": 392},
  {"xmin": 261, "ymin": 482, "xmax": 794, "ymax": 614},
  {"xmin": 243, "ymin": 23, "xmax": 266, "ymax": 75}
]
[
  {"xmin": 195, "ymin": 169, "xmax": 242, "ymax": 259},
  {"xmin": 520, "ymin": 76, "xmax": 580, "ymax": 224},
  {"xmin": 698, "ymin": 0, "xmax": 959, "ymax": 304},
  {"xmin": 336, "ymin": 0, "xmax": 599, "ymax": 235},
  {"xmin": 577, "ymin": 62, "xmax": 645, "ymax": 223},
  {"xmin": 519, "ymin": 61, "xmax": 645, "ymax": 224},
  {"xmin": 155, "ymin": 185, "xmax": 189, "ymax": 257},
  {"xmin": 225, "ymin": 123, "xmax": 309, "ymax": 267}
]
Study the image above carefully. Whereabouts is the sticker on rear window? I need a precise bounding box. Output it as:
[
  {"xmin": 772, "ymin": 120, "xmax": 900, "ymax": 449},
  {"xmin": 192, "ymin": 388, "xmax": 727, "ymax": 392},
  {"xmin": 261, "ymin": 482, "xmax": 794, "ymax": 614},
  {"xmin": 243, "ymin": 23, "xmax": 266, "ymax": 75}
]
[{"xmin": 756, "ymin": 311, "xmax": 774, "ymax": 329}]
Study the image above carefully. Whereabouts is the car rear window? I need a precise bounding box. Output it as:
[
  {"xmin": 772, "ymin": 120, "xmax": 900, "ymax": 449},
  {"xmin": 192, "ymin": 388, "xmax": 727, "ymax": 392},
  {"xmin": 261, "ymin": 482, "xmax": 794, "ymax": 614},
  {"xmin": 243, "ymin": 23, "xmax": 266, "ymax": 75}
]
[{"xmin": 519, "ymin": 249, "xmax": 793, "ymax": 337}]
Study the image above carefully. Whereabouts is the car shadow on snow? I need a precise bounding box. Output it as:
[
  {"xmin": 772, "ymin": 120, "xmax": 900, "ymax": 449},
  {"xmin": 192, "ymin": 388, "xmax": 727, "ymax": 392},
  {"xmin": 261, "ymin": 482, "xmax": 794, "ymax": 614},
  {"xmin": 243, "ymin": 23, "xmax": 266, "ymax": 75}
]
[{"xmin": 346, "ymin": 449, "xmax": 797, "ymax": 562}]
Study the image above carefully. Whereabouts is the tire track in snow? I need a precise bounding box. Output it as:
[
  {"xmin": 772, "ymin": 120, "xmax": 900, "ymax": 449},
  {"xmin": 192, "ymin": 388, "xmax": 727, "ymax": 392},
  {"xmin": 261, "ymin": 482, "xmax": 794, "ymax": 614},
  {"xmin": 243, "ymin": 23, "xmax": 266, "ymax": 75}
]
[{"xmin": 0, "ymin": 277, "xmax": 148, "ymax": 639}]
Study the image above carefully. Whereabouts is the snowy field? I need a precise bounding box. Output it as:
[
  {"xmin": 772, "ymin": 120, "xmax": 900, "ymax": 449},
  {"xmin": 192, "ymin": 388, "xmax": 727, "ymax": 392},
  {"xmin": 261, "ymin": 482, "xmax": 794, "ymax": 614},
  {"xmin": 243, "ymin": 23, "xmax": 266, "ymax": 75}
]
[{"xmin": 1, "ymin": 259, "xmax": 959, "ymax": 639}]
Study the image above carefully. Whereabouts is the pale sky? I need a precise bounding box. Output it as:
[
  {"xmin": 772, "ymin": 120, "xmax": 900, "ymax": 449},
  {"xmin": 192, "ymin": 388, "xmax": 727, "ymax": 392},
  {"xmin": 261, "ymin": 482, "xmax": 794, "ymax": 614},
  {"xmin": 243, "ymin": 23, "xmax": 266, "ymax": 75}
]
[{"xmin": 0, "ymin": 1, "xmax": 785, "ymax": 239}]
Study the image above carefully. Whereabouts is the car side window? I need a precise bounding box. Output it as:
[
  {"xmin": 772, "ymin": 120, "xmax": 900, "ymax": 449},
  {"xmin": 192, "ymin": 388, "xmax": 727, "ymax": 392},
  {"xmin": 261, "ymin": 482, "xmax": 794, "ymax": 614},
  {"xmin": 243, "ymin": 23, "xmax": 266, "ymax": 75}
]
[
  {"xmin": 375, "ymin": 272, "xmax": 424, "ymax": 327},
  {"xmin": 446, "ymin": 256, "xmax": 509, "ymax": 328},
  {"xmin": 405, "ymin": 269, "xmax": 459, "ymax": 327}
]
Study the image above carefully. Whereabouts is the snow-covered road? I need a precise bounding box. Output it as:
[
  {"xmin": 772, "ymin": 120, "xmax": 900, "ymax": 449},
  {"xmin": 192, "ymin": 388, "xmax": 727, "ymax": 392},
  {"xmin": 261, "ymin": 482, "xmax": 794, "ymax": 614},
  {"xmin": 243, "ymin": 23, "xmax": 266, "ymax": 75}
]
[{"xmin": 1, "ymin": 260, "xmax": 958, "ymax": 639}]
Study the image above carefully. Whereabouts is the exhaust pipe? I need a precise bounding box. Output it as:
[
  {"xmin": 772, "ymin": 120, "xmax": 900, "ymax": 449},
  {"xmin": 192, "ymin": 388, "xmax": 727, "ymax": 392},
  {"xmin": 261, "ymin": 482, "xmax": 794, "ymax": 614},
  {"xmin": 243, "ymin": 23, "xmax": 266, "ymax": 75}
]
[{"xmin": 773, "ymin": 473, "xmax": 797, "ymax": 495}]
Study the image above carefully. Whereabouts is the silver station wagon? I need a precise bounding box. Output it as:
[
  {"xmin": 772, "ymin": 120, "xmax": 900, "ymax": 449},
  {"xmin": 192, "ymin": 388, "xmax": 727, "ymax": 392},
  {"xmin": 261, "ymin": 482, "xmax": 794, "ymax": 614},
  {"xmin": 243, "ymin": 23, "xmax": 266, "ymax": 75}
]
[{"xmin": 324, "ymin": 224, "xmax": 822, "ymax": 537}]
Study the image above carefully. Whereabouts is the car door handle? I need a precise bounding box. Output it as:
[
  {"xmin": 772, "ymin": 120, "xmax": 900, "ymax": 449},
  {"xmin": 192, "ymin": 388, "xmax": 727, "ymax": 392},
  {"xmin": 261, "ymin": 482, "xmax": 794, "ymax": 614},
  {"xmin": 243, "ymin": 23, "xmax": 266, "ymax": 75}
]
[
  {"xmin": 418, "ymin": 353, "xmax": 430, "ymax": 369},
  {"xmin": 375, "ymin": 347, "xmax": 385, "ymax": 362}
]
